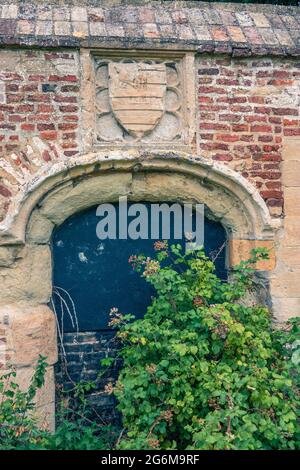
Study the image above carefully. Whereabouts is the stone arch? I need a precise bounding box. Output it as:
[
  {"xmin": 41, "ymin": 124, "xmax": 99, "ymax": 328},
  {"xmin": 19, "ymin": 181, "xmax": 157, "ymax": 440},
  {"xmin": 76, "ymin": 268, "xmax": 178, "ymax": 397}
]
[
  {"xmin": 0, "ymin": 150, "xmax": 278, "ymax": 431},
  {"xmin": 0, "ymin": 150, "xmax": 276, "ymax": 245}
]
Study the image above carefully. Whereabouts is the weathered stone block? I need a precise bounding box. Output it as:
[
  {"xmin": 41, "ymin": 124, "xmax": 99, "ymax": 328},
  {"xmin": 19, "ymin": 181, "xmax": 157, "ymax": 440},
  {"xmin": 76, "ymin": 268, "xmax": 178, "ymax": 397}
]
[
  {"xmin": 36, "ymin": 401, "xmax": 55, "ymax": 433},
  {"xmin": 71, "ymin": 7, "xmax": 88, "ymax": 23},
  {"xmin": 0, "ymin": 245, "xmax": 51, "ymax": 305},
  {"xmin": 279, "ymin": 245, "xmax": 300, "ymax": 268},
  {"xmin": 90, "ymin": 21, "xmax": 106, "ymax": 36},
  {"xmin": 284, "ymin": 188, "xmax": 300, "ymax": 216},
  {"xmin": 0, "ymin": 304, "xmax": 57, "ymax": 367},
  {"xmin": 39, "ymin": 173, "xmax": 133, "ymax": 226},
  {"xmin": 35, "ymin": 20, "xmax": 52, "ymax": 36},
  {"xmin": 282, "ymin": 139, "xmax": 300, "ymax": 161},
  {"xmin": 272, "ymin": 297, "xmax": 300, "ymax": 322},
  {"xmin": 72, "ymin": 22, "xmax": 88, "ymax": 38},
  {"xmin": 283, "ymin": 217, "xmax": 300, "ymax": 246},
  {"xmin": 1, "ymin": 4, "xmax": 18, "ymax": 19},
  {"xmin": 26, "ymin": 210, "xmax": 54, "ymax": 244},
  {"xmin": 54, "ymin": 21, "xmax": 71, "ymax": 36},
  {"xmin": 0, "ymin": 245, "xmax": 23, "ymax": 267},
  {"xmin": 270, "ymin": 271, "xmax": 300, "ymax": 298},
  {"xmin": 229, "ymin": 239, "xmax": 276, "ymax": 271},
  {"xmin": 282, "ymin": 160, "xmax": 300, "ymax": 187}
]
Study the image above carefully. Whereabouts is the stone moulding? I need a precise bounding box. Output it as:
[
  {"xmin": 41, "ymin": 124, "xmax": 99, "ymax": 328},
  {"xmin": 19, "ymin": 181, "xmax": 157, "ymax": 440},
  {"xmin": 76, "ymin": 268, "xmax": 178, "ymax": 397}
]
[
  {"xmin": 0, "ymin": 149, "xmax": 278, "ymax": 246},
  {"xmin": 0, "ymin": 148, "xmax": 280, "ymax": 431}
]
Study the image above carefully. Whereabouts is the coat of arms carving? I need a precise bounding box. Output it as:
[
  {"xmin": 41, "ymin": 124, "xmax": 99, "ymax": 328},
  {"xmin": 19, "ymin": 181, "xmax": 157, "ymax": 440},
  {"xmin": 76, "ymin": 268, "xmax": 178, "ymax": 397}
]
[
  {"xmin": 108, "ymin": 63, "xmax": 167, "ymax": 138},
  {"xmin": 94, "ymin": 57, "xmax": 186, "ymax": 145}
]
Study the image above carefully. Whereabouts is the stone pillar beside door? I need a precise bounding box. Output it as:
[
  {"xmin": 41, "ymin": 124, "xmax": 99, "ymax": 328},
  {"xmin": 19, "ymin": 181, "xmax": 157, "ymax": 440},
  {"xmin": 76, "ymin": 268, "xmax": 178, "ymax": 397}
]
[{"xmin": 0, "ymin": 243, "xmax": 57, "ymax": 432}]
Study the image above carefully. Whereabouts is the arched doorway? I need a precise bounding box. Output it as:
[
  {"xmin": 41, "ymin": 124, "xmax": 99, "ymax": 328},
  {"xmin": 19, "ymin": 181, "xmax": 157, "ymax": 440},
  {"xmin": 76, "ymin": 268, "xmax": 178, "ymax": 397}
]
[
  {"xmin": 52, "ymin": 202, "xmax": 227, "ymax": 422},
  {"xmin": 0, "ymin": 150, "xmax": 276, "ymax": 430}
]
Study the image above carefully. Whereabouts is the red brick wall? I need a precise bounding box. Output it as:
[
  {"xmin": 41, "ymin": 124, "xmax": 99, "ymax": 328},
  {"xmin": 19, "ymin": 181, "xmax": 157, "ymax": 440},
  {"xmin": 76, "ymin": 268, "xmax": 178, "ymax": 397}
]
[
  {"xmin": 2, "ymin": 50, "xmax": 300, "ymax": 222},
  {"xmin": 198, "ymin": 56, "xmax": 300, "ymax": 217},
  {"xmin": 0, "ymin": 50, "xmax": 80, "ymax": 161}
]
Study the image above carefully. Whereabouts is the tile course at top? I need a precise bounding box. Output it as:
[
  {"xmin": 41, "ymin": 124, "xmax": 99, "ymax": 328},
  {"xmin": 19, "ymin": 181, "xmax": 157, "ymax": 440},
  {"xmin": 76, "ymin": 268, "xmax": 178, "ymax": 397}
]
[{"xmin": 0, "ymin": 1, "xmax": 299, "ymax": 56}]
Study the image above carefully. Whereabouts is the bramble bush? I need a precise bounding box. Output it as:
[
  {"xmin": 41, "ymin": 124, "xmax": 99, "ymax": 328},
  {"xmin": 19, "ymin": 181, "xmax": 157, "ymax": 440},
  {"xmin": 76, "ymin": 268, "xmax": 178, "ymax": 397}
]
[
  {"xmin": 1, "ymin": 244, "xmax": 299, "ymax": 450},
  {"xmin": 0, "ymin": 357, "xmax": 117, "ymax": 450},
  {"xmin": 0, "ymin": 355, "xmax": 49, "ymax": 449},
  {"xmin": 105, "ymin": 243, "xmax": 300, "ymax": 450}
]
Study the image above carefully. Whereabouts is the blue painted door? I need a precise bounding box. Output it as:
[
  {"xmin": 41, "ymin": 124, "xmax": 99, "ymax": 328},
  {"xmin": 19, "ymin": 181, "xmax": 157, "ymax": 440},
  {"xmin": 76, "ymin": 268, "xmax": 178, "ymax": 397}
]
[{"xmin": 52, "ymin": 203, "xmax": 226, "ymax": 332}]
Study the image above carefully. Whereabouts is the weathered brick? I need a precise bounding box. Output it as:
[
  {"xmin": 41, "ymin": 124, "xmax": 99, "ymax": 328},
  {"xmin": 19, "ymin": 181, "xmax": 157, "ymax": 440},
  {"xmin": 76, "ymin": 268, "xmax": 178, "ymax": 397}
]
[
  {"xmin": 6, "ymin": 94, "xmax": 23, "ymax": 103},
  {"xmin": 27, "ymin": 94, "xmax": 50, "ymax": 103},
  {"xmin": 40, "ymin": 131, "xmax": 58, "ymax": 141},
  {"xmin": 212, "ymin": 153, "xmax": 233, "ymax": 162},
  {"xmin": 49, "ymin": 75, "xmax": 77, "ymax": 83},
  {"xmin": 64, "ymin": 150, "xmax": 79, "ymax": 157},
  {"xmin": 198, "ymin": 68, "xmax": 219, "ymax": 76},
  {"xmin": 199, "ymin": 122, "xmax": 230, "ymax": 131},
  {"xmin": 216, "ymin": 134, "xmax": 240, "ymax": 142},
  {"xmin": 273, "ymin": 108, "xmax": 298, "ymax": 117},
  {"xmin": 284, "ymin": 129, "xmax": 300, "ymax": 137},
  {"xmin": 8, "ymin": 114, "xmax": 26, "ymax": 123},
  {"xmin": 250, "ymin": 124, "xmax": 273, "ymax": 133},
  {"xmin": 219, "ymin": 114, "xmax": 241, "ymax": 123},
  {"xmin": 28, "ymin": 74, "xmax": 46, "ymax": 81},
  {"xmin": 0, "ymin": 184, "xmax": 12, "ymax": 197},
  {"xmin": 37, "ymin": 123, "xmax": 55, "ymax": 131},
  {"xmin": 59, "ymin": 105, "xmax": 78, "ymax": 113},
  {"xmin": 28, "ymin": 114, "xmax": 51, "ymax": 123},
  {"xmin": 200, "ymin": 142, "xmax": 229, "ymax": 151},
  {"xmin": 58, "ymin": 123, "xmax": 78, "ymax": 131},
  {"xmin": 61, "ymin": 85, "xmax": 80, "ymax": 93},
  {"xmin": 21, "ymin": 123, "xmax": 35, "ymax": 132},
  {"xmin": 244, "ymin": 114, "xmax": 268, "ymax": 123},
  {"xmin": 37, "ymin": 104, "xmax": 54, "ymax": 113},
  {"xmin": 22, "ymin": 84, "xmax": 38, "ymax": 92},
  {"xmin": 54, "ymin": 95, "xmax": 77, "ymax": 103}
]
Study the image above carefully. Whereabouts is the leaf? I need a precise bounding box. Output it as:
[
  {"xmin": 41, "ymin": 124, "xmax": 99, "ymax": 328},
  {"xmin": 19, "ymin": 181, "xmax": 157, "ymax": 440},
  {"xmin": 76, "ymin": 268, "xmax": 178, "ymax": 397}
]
[
  {"xmin": 199, "ymin": 362, "xmax": 209, "ymax": 373},
  {"xmin": 291, "ymin": 349, "xmax": 300, "ymax": 365},
  {"xmin": 173, "ymin": 344, "xmax": 188, "ymax": 356}
]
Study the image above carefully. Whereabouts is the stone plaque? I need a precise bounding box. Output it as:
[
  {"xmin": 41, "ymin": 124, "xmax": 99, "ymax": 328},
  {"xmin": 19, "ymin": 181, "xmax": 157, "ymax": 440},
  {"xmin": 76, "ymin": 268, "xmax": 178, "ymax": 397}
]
[
  {"xmin": 94, "ymin": 57, "xmax": 186, "ymax": 145},
  {"xmin": 109, "ymin": 63, "xmax": 167, "ymax": 138}
]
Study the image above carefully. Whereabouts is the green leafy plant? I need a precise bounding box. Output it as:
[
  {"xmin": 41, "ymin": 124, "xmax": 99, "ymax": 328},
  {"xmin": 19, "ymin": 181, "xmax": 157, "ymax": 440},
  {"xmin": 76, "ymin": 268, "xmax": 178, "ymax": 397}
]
[
  {"xmin": 50, "ymin": 378, "xmax": 120, "ymax": 450},
  {"xmin": 105, "ymin": 243, "xmax": 300, "ymax": 450},
  {"xmin": 0, "ymin": 355, "xmax": 49, "ymax": 450},
  {"xmin": 1, "ymin": 244, "xmax": 299, "ymax": 450},
  {"xmin": 0, "ymin": 356, "xmax": 118, "ymax": 450},
  {"xmin": 44, "ymin": 417, "xmax": 117, "ymax": 450}
]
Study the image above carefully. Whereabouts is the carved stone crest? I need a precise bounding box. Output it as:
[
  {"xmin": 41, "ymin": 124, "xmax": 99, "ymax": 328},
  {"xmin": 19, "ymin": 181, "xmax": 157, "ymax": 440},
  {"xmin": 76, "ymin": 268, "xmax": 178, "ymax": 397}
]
[
  {"xmin": 108, "ymin": 63, "xmax": 167, "ymax": 138},
  {"xmin": 94, "ymin": 56, "xmax": 192, "ymax": 146}
]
